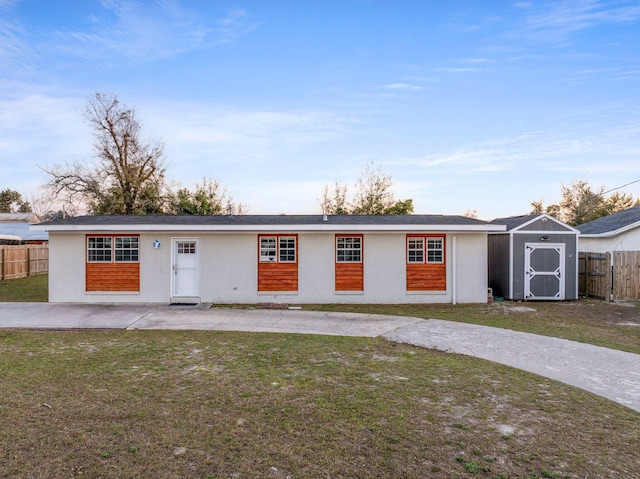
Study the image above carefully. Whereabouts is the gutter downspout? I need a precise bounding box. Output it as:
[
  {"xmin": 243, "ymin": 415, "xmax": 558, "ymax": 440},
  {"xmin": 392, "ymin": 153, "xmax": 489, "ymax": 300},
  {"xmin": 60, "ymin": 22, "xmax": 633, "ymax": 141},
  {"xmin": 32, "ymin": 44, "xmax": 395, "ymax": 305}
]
[{"xmin": 452, "ymin": 235, "xmax": 457, "ymax": 305}]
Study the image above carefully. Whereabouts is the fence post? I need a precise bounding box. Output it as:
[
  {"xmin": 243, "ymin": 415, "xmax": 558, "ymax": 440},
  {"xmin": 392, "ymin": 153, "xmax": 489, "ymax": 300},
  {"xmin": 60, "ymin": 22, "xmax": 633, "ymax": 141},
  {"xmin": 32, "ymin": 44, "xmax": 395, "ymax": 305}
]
[
  {"xmin": 1, "ymin": 248, "xmax": 4, "ymax": 281},
  {"xmin": 27, "ymin": 246, "xmax": 31, "ymax": 277},
  {"xmin": 606, "ymin": 252, "xmax": 612, "ymax": 302}
]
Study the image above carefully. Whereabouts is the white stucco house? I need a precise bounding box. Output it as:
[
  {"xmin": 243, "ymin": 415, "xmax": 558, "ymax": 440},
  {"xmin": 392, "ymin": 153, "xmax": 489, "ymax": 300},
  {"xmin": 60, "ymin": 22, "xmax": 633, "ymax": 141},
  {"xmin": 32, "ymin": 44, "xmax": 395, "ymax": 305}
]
[
  {"xmin": 31, "ymin": 214, "xmax": 505, "ymax": 304},
  {"xmin": 577, "ymin": 205, "xmax": 640, "ymax": 253}
]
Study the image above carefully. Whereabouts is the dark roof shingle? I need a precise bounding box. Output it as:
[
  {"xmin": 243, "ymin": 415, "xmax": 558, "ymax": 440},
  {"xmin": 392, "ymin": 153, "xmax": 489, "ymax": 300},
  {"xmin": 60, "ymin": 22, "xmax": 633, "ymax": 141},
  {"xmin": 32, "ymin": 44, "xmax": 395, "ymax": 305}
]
[
  {"xmin": 40, "ymin": 213, "xmax": 491, "ymax": 227},
  {"xmin": 576, "ymin": 205, "xmax": 640, "ymax": 235}
]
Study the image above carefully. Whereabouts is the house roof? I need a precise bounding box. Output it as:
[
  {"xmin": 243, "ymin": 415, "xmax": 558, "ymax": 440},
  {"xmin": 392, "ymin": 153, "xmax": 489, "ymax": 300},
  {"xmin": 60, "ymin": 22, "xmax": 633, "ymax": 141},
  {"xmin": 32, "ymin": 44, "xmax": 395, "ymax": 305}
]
[
  {"xmin": 0, "ymin": 212, "xmax": 41, "ymax": 223},
  {"xmin": 0, "ymin": 223, "xmax": 48, "ymax": 241},
  {"xmin": 576, "ymin": 205, "xmax": 640, "ymax": 236},
  {"xmin": 32, "ymin": 214, "xmax": 506, "ymax": 233}
]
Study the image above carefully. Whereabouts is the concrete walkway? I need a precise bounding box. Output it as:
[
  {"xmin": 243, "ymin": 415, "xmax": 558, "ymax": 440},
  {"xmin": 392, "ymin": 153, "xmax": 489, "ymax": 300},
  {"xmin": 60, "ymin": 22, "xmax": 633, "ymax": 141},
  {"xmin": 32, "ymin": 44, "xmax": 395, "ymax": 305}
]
[{"xmin": 1, "ymin": 302, "xmax": 639, "ymax": 413}]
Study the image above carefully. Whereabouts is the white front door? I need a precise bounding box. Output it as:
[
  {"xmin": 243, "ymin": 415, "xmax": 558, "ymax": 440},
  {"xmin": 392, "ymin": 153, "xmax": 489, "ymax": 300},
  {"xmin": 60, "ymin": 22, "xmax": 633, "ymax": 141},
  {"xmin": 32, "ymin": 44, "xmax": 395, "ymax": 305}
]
[
  {"xmin": 172, "ymin": 239, "xmax": 199, "ymax": 300},
  {"xmin": 524, "ymin": 243, "xmax": 565, "ymax": 300}
]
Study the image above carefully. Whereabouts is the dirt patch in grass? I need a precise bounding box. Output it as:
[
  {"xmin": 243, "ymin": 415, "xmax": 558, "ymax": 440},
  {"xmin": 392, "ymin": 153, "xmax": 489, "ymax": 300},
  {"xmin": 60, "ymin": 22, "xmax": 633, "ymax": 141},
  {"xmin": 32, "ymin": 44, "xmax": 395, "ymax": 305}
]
[
  {"xmin": 1, "ymin": 330, "xmax": 638, "ymax": 478},
  {"xmin": 304, "ymin": 299, "xmax": 640, "ymax": 355}
]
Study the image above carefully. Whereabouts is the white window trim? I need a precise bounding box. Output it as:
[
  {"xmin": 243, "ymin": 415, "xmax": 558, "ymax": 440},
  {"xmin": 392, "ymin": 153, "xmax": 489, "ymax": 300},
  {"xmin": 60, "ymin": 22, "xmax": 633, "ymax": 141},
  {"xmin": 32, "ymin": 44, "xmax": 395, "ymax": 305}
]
[
  {"xmin": 87, "ymin": 235, "xmax": 139, "ymax": 263},
  {"xmin": 259, "ymin": 235, "xmax": 297, "ymax": 263},
  {"xmin": 335, "ymin": 236, "xmax": 363, "ymax": 263}
]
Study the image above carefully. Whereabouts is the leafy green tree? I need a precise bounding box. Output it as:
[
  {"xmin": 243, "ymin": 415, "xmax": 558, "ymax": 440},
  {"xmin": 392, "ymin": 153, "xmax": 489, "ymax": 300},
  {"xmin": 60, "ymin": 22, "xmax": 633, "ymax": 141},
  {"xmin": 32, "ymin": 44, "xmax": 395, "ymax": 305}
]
[
  {"xmin": 0, "ymin": 189, "xmax": 31, "ymax": 213},
  {"xmin": 169, "ymin": 177, "xmax": 245, "ymax": 215},
  {"xmin": 42, "ymin": 92, "xmax": 167, "ymax": 214},
  {"xmin": 531, "ymin": 179, "xmax": 639, "ymax": 225},
  {"xmin": 320, "ymin": 163, "xmax": 414, "ymax": 215}
]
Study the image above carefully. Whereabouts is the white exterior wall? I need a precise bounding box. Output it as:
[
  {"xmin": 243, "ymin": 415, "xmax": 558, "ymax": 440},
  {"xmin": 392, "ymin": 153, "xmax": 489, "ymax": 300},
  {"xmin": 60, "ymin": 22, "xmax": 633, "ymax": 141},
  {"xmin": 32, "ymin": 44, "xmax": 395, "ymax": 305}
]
[
  {"xmin": 48, "ymin": 233, "xmax": 86, "ymax": 302},
  {"xmin": 48, "ymin": 230, "xmax": 490, "ymax": 304},
  {"xmin": 454, "ymin": 233, "xmax": 490, "ymax": 303},
  {"xmin": 579, "ymin": 229, "xmax": 640, "ymax": 253}
]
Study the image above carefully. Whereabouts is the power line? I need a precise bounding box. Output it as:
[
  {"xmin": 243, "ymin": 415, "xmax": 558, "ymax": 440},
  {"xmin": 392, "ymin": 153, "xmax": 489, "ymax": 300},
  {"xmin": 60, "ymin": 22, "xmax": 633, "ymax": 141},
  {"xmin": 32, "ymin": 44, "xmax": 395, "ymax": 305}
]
[{"xmin": 602, "ymin": 179, "xmax": 640, "ymax": 196}]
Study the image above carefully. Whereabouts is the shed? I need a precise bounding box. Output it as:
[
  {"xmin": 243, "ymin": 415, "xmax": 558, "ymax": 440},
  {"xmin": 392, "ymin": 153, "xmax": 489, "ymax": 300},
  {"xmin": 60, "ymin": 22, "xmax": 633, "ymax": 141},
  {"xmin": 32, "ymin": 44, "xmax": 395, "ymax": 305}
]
[{"xmin": 488, "ymin": 214, "xmax": 579, "ymax": 300}]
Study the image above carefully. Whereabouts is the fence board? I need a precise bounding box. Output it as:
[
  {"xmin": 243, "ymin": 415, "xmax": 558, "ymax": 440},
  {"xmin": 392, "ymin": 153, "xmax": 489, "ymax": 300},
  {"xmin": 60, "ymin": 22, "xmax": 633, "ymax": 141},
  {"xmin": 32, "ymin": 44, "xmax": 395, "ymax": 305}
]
[
  {"xmin": 613, "ymin": 251, "xmax": 640, "ymax": 300},
  {"xmin": 0, "ymin": 245, "xmax": 49, "ymax": 280},
  {"xmin": 578, "ymin": 252, "xmax": 611, "ymax": 300}
]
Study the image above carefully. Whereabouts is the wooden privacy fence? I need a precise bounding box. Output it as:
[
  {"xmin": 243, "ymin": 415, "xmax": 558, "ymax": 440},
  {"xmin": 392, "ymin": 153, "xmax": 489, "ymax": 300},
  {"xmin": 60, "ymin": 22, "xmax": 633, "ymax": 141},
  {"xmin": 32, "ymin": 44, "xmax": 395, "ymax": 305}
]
[
  {"xmin": 579, "ymin": 251, "xmax": 640, "ymax": 301},
  {"xmin": 613, "ymin": 251, "xmax": 640, "ymax": 301},
  {"xmin": 0, "ymin": 245, "xmax": 49, "ymax": 280},
  {"xmin": 578, "ymin": 252, "xmax": 611, "ymax": 300}
]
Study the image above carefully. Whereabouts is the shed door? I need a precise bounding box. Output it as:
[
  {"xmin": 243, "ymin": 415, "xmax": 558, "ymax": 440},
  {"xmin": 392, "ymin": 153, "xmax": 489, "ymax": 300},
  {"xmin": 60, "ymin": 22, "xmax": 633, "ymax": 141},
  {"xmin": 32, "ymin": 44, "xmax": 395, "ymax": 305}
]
[
  {"xmin": 172, "ymin": 239, "xmax": 199, "ymax": 300},
  {"xmin": 524, "ymin": 243, "xmax": 565, "ymax": 300}
]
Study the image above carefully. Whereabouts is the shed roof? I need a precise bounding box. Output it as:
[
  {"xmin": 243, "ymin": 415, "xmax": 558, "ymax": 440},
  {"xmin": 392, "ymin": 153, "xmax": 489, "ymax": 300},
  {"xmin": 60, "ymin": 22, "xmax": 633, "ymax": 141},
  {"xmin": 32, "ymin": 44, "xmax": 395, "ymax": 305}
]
[
  {"xmin": 488, "ymin": 214, "xmax": 576, "ymax": 233},
  {"xmin": 576, "ymin": 205, "xmax": 640, "ymax": 236},
  {"xmin": 489, "ymin": 214, "xmax": 540, "ymax": 231},
  {"xmin": 32, "ymin": 214, "xmax": 506, "ymax": 233}
]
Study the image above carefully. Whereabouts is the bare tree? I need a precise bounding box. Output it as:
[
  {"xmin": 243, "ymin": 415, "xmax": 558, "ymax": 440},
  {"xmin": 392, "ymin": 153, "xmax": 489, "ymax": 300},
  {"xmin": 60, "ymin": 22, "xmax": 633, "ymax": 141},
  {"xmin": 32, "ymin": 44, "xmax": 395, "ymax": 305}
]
[
  {"xmin": 42, "ymin": 93, "xmax": 167, "ymax": 214},
  {"xmin": 462, "ymin": 209, "xmax": 478, "ymax": 219},
  {"xmin": 320, "ymin": 162, "xmax": 413, "ymax": 215},
  {"xmin": 320, "ymin": 181, "xmax": 348, "ymax": 215}
]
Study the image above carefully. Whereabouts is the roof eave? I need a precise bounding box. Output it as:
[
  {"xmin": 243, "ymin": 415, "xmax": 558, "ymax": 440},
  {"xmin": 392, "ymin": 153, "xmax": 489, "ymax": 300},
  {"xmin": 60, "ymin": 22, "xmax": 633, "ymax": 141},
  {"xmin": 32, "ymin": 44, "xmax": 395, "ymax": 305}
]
[{"xmin": 32, "ymin": 223, "xmax": 507, "ymax": 233}]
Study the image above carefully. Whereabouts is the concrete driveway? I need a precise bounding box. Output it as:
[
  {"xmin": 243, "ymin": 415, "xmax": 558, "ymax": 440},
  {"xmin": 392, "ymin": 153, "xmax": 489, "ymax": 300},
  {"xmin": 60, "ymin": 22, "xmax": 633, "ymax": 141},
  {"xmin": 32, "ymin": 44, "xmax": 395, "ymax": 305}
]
[{"xmin": 1, "ymin": 302, "xmax": 639, "ymax": 414}]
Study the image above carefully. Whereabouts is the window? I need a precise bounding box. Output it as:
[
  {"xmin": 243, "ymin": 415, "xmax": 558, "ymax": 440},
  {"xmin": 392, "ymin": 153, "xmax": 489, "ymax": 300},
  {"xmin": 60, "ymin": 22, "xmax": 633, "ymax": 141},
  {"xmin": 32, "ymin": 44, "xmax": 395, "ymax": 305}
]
[
  {"xmin": 427, "ymin": 237, "xmax": 444, "ymax": 263},
  {"xmin": 87, "ymin": 235, "xmax": 139, "ymax": 263},
  {"xmin": 336, "ymin": 236, "xmax": 362, "ymax": 262},
  {"xmin": 260, "ymin": 237, "xmax": 277, "ymax": 262},
  {"xmin": 259, "ymin": 236, "xmax": 296, "ymax": 263},
  {"xmin": 177, "ymin": 241, "xmax": 196, "ymax": 254},
  {"xmin": 407, "ymin": 235, "xmax": 444, "ymax": 264},
  {"xmin": 406, "ymin": 234, "xmax": 446, "ymax": 292},
  {"xmin": 258, "ymin": 234, "xmax": 298, "ymax": 292},
  {"xmin": 87, "ymin": 237, "xmax": 112, "ymax": 262},
  {"xmin": 407, "ymin": 237, "xmax": 424, "ymax": 263},
  {"xmin": 115, "ymin": 237, "xmax": 139, "ymax": 262},
  {"xmin": 279, "ymin": 237, "xmax": 296, "ymax": 262}
]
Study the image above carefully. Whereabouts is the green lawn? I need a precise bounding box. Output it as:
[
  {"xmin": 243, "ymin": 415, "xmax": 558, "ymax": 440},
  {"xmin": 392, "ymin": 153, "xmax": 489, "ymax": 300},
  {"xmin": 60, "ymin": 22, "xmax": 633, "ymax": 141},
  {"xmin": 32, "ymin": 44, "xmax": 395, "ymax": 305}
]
[
  {"xmin": 1, "ymin": 330, "xmax": 638, "ymax": 478},
  {"xmin": 0, "ymin": 274, "xmax": 48, "ymax": 302},
  {"xmin": 1, "ymin": 276, "xmax": 639, "ymax": 477}
]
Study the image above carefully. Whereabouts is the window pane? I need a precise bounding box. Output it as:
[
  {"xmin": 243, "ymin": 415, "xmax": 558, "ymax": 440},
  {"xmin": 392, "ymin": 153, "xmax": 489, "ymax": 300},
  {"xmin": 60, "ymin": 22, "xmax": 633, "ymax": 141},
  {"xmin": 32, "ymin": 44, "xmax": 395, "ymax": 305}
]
[
  {"xmin": 407, "ymin": 238, "xmax": 424, "ymax": 263},
  {"xmin": 336, "ymin": 237, "xmax": 362, "ymax": 262},
  {"xmin": 279, "ymin": 237, "xmax": 296, "ymax": 262},
  {"xmin": 427, "ymin": 238, "xmax": 443, "ymax": 263},
  {"xmin": 178, "ymin": 242, "xmax": 196, "ymax": 255},
  {"xmin": 260, "ymin": 237, "xmax": 277, "ymax": 262},
  {"xmin": 115, "ymin": 236, "xmax": 139, "ymax": 262},
  {"xmin": 87, "ymin": 237, "xmax": 112, "ymax": 262}
]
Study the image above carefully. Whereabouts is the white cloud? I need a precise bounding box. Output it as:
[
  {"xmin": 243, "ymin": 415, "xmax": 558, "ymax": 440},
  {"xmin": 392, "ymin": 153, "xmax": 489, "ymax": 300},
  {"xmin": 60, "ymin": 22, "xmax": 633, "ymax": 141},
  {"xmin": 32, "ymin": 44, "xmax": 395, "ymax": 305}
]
[
  {"xmin": 383, "ymin": 83, "xmax": 423, "ymax": 91},
  {"xmin": 46, "ymin": 1, "xmax": 258, "ymax": 64},
  {"xmin": 514, "ymin": 0, "xmax": 640, "ymax": 43},
  {"xmin": 213, "ymin": 8, "xmax": 260, "ymax": 45}
]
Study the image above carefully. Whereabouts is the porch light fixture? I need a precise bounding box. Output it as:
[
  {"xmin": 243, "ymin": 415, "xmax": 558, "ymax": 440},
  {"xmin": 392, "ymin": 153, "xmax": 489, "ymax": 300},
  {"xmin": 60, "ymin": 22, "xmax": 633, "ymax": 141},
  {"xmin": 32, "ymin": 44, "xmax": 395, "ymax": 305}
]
[{"xmin": 539, "ymin": 235, "xmax": 551, "ymax": 241}]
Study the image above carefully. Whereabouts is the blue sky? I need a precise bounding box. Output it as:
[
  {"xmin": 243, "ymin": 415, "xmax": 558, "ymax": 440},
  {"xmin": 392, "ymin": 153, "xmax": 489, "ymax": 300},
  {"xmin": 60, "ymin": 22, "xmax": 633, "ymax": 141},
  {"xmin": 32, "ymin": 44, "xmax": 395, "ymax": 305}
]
[{"xmin": 1, "ymin": 0, "xmax": 639, "ymax": 218}]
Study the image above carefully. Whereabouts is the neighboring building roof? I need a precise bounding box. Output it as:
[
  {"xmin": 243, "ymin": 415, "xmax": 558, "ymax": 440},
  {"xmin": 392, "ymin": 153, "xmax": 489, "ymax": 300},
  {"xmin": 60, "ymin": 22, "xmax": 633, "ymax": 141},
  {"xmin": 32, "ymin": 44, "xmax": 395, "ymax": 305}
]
[
  {"xmin": 489, "ymin": 214, "xmax": 577, "ymax": 233},
  {"xmin": 0, "ymin": 212, "xmax": 41, "ymax": 223},
  {"xmin": 32, "ymin": 214, "xmax": 506, "ymax": 233},
  {"xmin": 576, "ymin": 205, "xmax": 640, "ymax": 236},
  {"xmin": 0, "ymin": 223, "xmax": 49, "ymax": 242}
]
